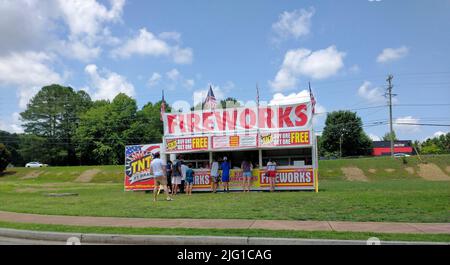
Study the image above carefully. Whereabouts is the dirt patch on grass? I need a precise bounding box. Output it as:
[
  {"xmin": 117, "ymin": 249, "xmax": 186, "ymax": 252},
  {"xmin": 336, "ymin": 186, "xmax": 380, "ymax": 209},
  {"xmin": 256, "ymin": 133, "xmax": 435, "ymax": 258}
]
[
  {"xmin": 405, "ymin": 167, "xmax": 415, "ymax": 174},
  {"xmin": 16, "ymin": 187, "xmax": 60, "ymax": 193},
  {"xmin": 446, "ymin": 166, "xmax": 450, "ymax": 174},
  {"xmin": 74, "ymin": 169, "xmax": 101, "ymax": 183},
  {"xmin": 368, "ymin": 169, "xmax": 376, "ymax": 174},
  {"xmin": 341, "ymin": 167, "xmax": 369, "ymax": 182},
  {"xmin": 384, "ymin": 168, "xmax": 395, "ymax": 173},
  {"xmin": 21, "ymin": 171, "xmax": 42, "ymax": 179},
  {"xmin": 418, "ymin": 163, "xmax": 450, "ymax": 181}
]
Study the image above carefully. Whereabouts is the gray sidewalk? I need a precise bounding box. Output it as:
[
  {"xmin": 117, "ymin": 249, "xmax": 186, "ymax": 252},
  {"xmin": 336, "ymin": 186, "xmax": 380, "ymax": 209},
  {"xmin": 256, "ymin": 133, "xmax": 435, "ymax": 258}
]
[{"xmin": 0, "ymin": 211, "xmax": 449, "ymax": 234}]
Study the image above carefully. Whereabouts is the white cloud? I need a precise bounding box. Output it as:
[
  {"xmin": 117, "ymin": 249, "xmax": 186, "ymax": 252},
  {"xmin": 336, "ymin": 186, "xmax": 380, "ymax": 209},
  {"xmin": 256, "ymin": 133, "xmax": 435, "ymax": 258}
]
[
  {"xmin": 147, "ymin": 72, "xmax": 162, "ymax": 87},
  {"xmin": 111, "ymin": 28, "xmax": 193, "ymax": 64},
  {"xmin": 269, "ymin": 90, "xmax": 311, "ymax": 105},
  {"xmin": 394, "ymin": 116, "xmax": 420, "ymax": 133},
  {"xmin": 272, "ymin": 8, "xmax": 314, "ymax": 40},
  {"xmin": 84, "ymin": 64, "xmax": 135, "ymax": 100},
  {"xmin": 112, "ymin": 28, "xmax": 170, "ymax": 58},
  {"xmin": 0, "ymin": 52, "xmax": 61, "ymax": 87},
  {"xmin": 166, "ymin": 69, "xmax": 180, "ymax": 81},
  {"xmin": 433, "ymin": 131, "xmax": 447, "ymax": 138},
  {"xmin": 58, "ymin": 39, "xmax": 102, "ymax": 62},
  {"xmin": 0, "ymin": 112, "xmax": 23, "ymax": 134},
  {"xmin": 0, "ymin": 0, "xmax": 126, "ymax": 61},
  {"xmin": 357, "ymin": 81, "xmax": 385, "ymax": 104},
  {"xmin": 172, "ymin": 46, "xmax": 193, "ymax": 64},
  {"xmin": 183, "ymin": 79, "xmax": 195, "ymax": 89},
  {"xmin": 369, "ymin": 133, "xmax": 381, "ymax": 141},
  {"xmin": 269, "ymin": 90, "xmax": 326, "ymax": 124},
  {"xmin": 0, "ymin": 51, "xmax": 62, "ymax": 108},
  {"xmin": 56, "ymin": 0, "xmax": 125, "ymax": 38},
  {"xmin": 0, "ymin": 0, "xmax": 58, "ymax": 55},
  {"xmin": 270, "ymin": 46, "xmax": 345, "ymax": 91},
  {"xmin": 377, "ymin": 46, "xmax": 409, "ymax": 63},
  {"xmin": 159, "ymin": 32, "xmax": 181, "ymax": 42}
]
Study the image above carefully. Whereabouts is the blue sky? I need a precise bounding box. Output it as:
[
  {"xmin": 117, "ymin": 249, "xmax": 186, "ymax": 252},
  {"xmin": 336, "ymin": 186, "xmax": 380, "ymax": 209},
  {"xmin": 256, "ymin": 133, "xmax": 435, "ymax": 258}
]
[{"xmin": 0, "ymin": 0, "xmax": 449, "ymax": 141}]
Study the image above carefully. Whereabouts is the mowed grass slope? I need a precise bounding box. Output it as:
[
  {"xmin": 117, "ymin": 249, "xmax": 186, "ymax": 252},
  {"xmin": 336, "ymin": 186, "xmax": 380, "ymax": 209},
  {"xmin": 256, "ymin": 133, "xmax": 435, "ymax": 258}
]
[{"xmin": 0, "ymin": 155, "xmax": 449, "ymax": 223}]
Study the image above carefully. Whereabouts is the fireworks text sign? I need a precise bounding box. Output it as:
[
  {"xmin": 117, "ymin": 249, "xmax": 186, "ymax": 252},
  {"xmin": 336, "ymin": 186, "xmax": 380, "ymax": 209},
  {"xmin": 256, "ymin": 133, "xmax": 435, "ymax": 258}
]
[{"xmin": 163, "ymin": 102, "xmax": 312, "ymax": 136}]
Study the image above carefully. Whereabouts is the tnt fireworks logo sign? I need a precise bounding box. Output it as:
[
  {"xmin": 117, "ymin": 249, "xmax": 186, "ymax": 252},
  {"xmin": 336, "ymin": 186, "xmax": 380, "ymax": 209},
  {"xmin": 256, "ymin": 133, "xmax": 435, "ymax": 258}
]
[{"xmin": 124, "ymin": 144, "xmax": 161, "ymax": 191}]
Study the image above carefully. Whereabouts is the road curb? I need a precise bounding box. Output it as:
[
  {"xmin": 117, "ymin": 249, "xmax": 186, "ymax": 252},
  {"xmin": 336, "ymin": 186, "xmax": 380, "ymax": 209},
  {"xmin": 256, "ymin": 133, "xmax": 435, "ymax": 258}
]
[{"xmin": 0, "ymin": 228, "xmax": 448, "ymax": 245}]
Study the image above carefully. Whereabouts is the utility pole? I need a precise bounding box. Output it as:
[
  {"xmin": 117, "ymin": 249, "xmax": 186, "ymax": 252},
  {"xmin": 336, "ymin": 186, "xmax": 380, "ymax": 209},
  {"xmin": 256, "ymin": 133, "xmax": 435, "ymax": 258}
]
[{"xmin": 386, "ymin": 74, "xmax": 395, "ymax": 157}]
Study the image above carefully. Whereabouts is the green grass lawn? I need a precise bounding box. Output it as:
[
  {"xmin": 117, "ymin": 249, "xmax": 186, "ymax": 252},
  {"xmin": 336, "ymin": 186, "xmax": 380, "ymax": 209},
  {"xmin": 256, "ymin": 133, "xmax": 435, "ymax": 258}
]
[
  {"xmin": 0, "ymin": 155, "xmax": 449, "ymax": 223},
  {"xmin": 0, "ymin": 179, "xmax": 448, "ymax": 223},
  {"xmin": 0, "ymin": 221, "xmax": 449, "ymax": 243}
]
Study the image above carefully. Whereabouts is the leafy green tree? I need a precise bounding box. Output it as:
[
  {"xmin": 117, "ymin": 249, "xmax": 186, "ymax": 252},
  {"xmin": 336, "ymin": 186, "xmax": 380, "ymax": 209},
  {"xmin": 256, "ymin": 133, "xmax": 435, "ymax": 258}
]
[
  {"xmin": 75, "ymin": 93, "xmax": 138, "ymax": 165},
  {"xmin": 125, "ymin": 101, "xmax": 171, "ymax": 145},
  {"xmin": 382, "ymin": 131, "xmax": 398, "ymax": 141},
  {"xmin": 220, "ymin": 97, "xmax": 241, "ymax": 108},
  {"xmin": 0, "ymin": 130, "xmax": 24, "ymax": 166},
  {"xmin": 421, "ymin": 143, "xmax": 442, "ymax": 154},
  {"xmin": 0, "ymin": 143, "xmax": 12, "ymax": 172},
  {"xmin": 18, "ymin": 134, "xmax": 50, "ymax": 163},
  {"xmin": 20, "ymin": 85, "xmax": 92, "ymax": 165},
  {"xmin": 320, "ymin": 110, "xmax": 373, "ymax": 157},
  {"xmin": 420, "ymin": 132, "xmax": 450, "ymax": 154}
]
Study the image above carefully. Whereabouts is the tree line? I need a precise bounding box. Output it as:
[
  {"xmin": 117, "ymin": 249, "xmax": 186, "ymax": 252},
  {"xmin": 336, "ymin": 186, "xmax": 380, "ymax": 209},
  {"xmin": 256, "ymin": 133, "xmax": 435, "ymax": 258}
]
[
  {"xmin": 1, "ymin": 84, "xmax": 168, "ymax": 167},
  {"xmin": 0, "ymin": 84, "xmax": 449, "ymax": 170}
]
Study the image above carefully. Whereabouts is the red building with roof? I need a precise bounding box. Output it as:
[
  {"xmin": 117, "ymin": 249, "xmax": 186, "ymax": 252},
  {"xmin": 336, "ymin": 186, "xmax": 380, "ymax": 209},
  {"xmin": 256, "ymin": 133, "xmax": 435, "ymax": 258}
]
[{"xmin": 372, "ymin": 141, "xmax": 414, "ymax": 156}]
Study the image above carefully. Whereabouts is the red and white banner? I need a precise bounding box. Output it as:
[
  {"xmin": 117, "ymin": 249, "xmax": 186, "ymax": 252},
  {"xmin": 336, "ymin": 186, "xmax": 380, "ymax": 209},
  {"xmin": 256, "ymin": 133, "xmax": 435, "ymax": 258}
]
[
  {"xmin": 212, "ymin": 134, "xmax": 258, "ymax": 150},
  {"xmin": 164, "ymin": 102, "xmax": 312, "ymax": 136}
]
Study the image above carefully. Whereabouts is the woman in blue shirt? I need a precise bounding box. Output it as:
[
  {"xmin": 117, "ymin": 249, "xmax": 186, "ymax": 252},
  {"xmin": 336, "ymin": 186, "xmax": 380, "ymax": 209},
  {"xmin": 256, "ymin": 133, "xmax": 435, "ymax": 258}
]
[{"xmin": 221, "ymin": 156, "xmax": 231, "ymax": 192}]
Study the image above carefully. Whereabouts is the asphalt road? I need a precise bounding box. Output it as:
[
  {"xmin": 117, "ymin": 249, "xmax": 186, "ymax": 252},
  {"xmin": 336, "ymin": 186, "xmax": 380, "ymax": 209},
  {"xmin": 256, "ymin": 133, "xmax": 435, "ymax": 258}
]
[{"xmin": 0, "ymin": 236, "xmax": 66, "ymax": 245}]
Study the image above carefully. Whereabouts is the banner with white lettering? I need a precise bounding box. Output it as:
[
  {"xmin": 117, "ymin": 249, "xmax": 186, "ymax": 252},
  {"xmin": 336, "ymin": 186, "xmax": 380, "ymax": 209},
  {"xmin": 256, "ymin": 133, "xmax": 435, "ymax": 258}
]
[{"xmin": 163, "ymin": 102, "xmax": 312, "ymax": 137}]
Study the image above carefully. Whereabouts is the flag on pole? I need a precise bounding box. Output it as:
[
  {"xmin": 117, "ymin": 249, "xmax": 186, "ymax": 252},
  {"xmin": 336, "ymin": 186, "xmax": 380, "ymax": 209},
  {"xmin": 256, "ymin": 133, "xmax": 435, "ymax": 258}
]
[
  {"xmin": 309, "ymin": 82, "xmax": 316, "ymax": 115},
  {"xmin": 160, "ymin": 89, "xmax": 166, "ymax": 121},
  {"xmin": 256, "ymin": 83, "xmax": 260, "ymax": 108},
  {"xmin": 203, "ymin": 85, "xmax": 217, "ymax": 110}
]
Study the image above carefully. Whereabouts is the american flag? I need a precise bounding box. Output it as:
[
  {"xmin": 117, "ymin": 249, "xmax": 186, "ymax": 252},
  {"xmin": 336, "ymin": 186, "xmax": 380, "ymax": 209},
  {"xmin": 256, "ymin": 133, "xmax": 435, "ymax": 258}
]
[
  {"xmin": 256, "ymin": 83, "xmax": 260, "ymax": 107},
  {"xmin": 203, "ymin": 85, "xmax": 217, "ymax": 110},
  {"xmin": 160, "ymin": 90, "xmax": 166, "ymax": 121},
  {"xmin": 309, "ymin": 82, "xmax": 316, "ymax": 115}
]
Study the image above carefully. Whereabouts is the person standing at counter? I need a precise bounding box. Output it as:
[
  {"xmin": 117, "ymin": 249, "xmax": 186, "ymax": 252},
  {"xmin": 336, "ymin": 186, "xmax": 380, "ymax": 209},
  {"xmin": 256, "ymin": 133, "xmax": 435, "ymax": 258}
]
[
  {"xmin": 221, "ymin": 156, "xmax": 231, "ymax": 192},
  {"xmin": 180, "ymin": 162, "xmax": 188, "ymax": 194},
  {"xmin": 266, "ymin": 158, "xmax": 277, "ymax": 192},
  {"xmin": 241, "ymin": 159, "xmax": 253, "ymax": 192},
  {"xmin": 185, "ymin": 163, "xmax": 195, "ymax": 196},
  {"xmin": 172, "ymin": 155, "xmax": 182, "ymax": 195},
  {"xmin": 165, "ymin": 160, "xmax": 173, "ymax": 194},
  {"xmin": 150, "ymin": 152, "xmax": 173, "ymax": 202},
  {"xmin": 210, "ymin": 158, "xmax": 220, "ymax": 193}
]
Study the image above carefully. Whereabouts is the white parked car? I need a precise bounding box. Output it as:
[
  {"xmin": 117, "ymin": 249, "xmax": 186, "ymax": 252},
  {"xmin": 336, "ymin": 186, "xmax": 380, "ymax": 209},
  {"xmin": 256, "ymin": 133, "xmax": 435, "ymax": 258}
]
[
  {"xmin": 394, "ymin": 153, "xmax": 411, "ymax": 157},
  {"xmin": 25, "ymin": 162, "xmax": 48, "ymax": 168}
]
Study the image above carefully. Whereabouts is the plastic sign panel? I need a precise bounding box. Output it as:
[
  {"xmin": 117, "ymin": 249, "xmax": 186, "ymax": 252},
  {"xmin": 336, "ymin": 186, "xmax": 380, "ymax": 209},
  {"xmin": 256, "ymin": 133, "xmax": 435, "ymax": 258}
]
[
  {"xmin": 211, "ymin": 134, "xmax": 258, "ymax": 150},
  {"xmin": 188, "ymin": 168, "xmax": 315, "ymax": 191},
  {"xmin": 165, "ymin": 136, "xmax": 209, "ymax": 153},
  {"xmin": 163, "ymin": 102, "xmax": 312, "ymax": 137},
  {"xmin": 259, "ymin": 130, "xmax": 310, "ymax": 147},
  {"xmin": 124, "ymin": 144, "xmax": 161, "ymax": 191}
]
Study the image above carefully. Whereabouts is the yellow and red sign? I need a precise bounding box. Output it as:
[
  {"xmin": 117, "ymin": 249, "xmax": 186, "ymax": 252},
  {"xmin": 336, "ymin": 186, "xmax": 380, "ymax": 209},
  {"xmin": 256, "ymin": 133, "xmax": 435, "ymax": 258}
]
[
  {"xmin": 165, "ymin": 136, "xmax": 209, "ymax": 153},
  {"xmin": 259, "ymin": 130, "xmax": 310, "ymax": 147}
]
